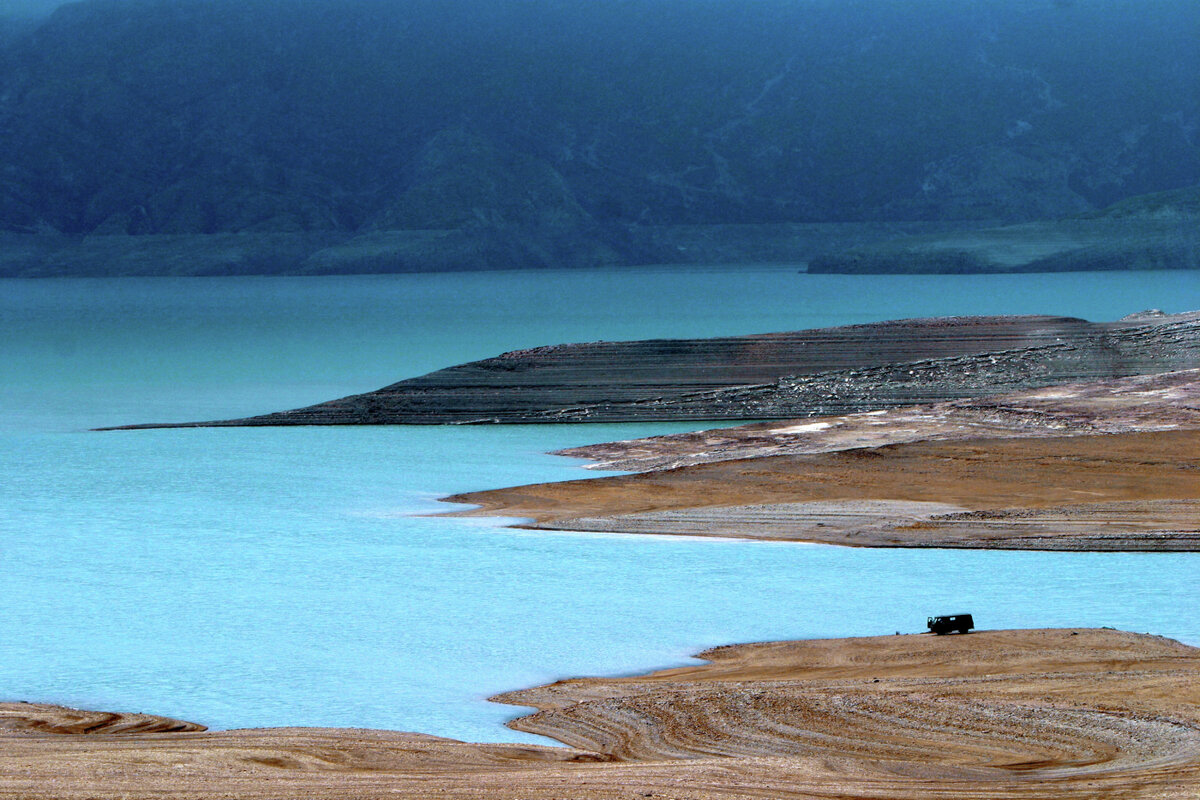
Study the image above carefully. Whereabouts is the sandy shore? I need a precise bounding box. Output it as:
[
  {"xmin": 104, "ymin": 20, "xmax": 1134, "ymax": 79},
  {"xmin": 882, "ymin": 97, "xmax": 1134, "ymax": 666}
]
[
  {"xmin": 3, "ymin": 629, "xmax": 1199, "ymax": 799},
  {"xmin": 442, "ymin": 371, "xmax": 1200, "ymax": 550},
  {"xmin": 448, "ymin": 427, "xmax": 1200, "ymax": 549}
]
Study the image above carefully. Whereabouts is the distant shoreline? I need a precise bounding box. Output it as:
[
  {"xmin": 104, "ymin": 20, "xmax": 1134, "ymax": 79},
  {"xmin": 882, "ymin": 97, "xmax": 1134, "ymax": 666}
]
[
  {"xmin": 5, "ymin": 210, "xmax": 1197, "ymax": 278},
  {"xmin": 0, "ymin": 221, "xmax": 972, "ymax": 278}
]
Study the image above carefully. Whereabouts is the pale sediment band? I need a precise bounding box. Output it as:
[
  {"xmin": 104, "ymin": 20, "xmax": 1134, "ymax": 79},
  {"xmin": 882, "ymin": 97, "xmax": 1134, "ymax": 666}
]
[
  {"xmin": 548, "ymin": 498, "xmax": 1200, "ymax": 550},
  {"xmin": 556, "ymin": 368, "xmax": 1200, "ymax": 472}
]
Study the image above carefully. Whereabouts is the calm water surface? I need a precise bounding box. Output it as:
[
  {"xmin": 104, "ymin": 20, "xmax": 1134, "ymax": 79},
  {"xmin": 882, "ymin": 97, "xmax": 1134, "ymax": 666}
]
[{"xmin": 2, "ymin": 267, "xmax": 1198, "ymax": 742}]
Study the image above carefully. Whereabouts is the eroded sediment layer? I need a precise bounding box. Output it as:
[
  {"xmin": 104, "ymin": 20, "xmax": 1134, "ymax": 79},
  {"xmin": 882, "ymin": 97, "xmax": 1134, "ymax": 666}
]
[
  {"xmin": 6, "ymin": 630, "xmax": 1200, "ymax": 799},
  {"xmin": 498, "ymin": 630, "xmax": 1200, "ymax": 785},
  {"xmin": 556, "ymin": 368, "xmax": 1200, "ymax": 471},
  {"xmin": 101, "ymin": 310, "xmax": 1200, "ymax": 428},
  {"xmin": 447, "ymin": 428, "xmax": 1200, "ymax": 550},
  {"xmin": 0, "ymin": 704, "xmax": 205, "ymax": 736}
]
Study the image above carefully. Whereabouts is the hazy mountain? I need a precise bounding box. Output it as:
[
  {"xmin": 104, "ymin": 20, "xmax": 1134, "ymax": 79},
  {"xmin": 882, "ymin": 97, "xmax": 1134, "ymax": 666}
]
[
  {"xmin": 809, "ymin": 184, "xmax": 1200, "ymax": 274},
  {"xmin": 1, "ymin": 0, "xmax": 1197, "ymax": 273}
]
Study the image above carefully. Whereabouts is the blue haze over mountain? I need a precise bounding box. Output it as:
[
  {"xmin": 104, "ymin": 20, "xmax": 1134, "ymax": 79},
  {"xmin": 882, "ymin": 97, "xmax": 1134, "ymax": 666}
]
[{"xmin": 0, "ymin": 0, "xmax": 1197, "ymax": 274}]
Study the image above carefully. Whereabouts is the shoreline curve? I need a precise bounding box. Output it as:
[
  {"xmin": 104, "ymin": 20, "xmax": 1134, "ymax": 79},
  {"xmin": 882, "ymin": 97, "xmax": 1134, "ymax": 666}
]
[{"xmin": 4, "ymin": 629, "xmax": 1200, "ymax": 798}]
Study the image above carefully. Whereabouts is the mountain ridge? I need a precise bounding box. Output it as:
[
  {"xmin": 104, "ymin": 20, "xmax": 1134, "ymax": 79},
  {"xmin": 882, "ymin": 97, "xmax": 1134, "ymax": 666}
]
[{"xmin": 2, "ymin": 0, "xmax": 1198, "ymax": 274}]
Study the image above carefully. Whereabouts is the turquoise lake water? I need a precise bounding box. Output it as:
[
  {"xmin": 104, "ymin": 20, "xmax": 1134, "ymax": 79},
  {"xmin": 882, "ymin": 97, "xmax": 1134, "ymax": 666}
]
[{"xmin": 2, "ymin": 267, "xmax": 1199, "ymax": 743}]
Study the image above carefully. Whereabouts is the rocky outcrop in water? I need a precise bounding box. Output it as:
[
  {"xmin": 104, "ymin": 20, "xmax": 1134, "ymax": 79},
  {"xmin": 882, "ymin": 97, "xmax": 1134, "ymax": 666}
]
[{"xmin": 103, "ymin": 310, "xmax": 1200, "ymax": 429}]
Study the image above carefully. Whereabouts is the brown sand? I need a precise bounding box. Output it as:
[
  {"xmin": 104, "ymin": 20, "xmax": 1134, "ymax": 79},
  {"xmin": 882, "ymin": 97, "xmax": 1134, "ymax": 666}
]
[
  {"xmin": 3, "ymin": 629, "xmax": 1199, "ymax": 798},
  {"xmin": 446, "ymin": 428, "xmax": 1200, "ymax": 549}
]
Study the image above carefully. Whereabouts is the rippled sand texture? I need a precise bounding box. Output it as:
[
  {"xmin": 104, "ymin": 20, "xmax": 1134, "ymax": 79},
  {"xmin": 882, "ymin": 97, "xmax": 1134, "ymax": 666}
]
[
  {"xmin": 4, "ymin": 630, "xmax": 1199, "ymax": 798},
  {"xmin": 0, "ymin": 704, "xmax": 205, "ymax": 736},
  {"xmin": 499, "ymin": 629, "xmax": 1200, "ymax": 795}
]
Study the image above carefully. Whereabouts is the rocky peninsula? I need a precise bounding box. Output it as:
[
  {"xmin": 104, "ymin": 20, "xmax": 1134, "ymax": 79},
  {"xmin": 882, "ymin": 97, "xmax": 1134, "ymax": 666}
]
[
  {"xmin": 102, "ymin": 309, "xmax": 1200, "ymax": 428},
  {"xmin": 4, "ymin": 629, "xmax": 1199, "ymax": 799}
]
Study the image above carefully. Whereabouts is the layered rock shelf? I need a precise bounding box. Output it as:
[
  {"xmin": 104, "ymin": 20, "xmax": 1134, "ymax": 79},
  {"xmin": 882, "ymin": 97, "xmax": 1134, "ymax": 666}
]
[
  {"xmin": 555, "ymin": 368, "xmax": 1200, "ymax": 472},
  {"xmin": 102, "ymin": 310, "xmax": 1200, "ymax": 429}
]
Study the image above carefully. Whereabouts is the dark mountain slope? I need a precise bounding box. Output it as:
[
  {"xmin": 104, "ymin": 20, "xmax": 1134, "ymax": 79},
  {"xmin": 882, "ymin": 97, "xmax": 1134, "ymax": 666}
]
[{"xmin": 2, "ymin": 0, "xmax": 1198, "ymax": 273}]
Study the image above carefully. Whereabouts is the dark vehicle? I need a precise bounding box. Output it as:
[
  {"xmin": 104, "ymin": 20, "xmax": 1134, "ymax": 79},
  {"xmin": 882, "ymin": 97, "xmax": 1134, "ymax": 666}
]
[{"xmin": 927, "ymin": 614, "xmax": 974, "ymax": 635}]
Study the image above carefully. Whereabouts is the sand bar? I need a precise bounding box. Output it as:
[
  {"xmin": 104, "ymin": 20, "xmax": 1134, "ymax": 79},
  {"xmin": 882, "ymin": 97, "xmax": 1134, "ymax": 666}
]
[
  {"xmin": 447, "ymin": 427, "xmax": 1200, "ymax": 550},
  {"xmin": 446, "ymin": 370, "xmax": 1200, "ymax": 550}
]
